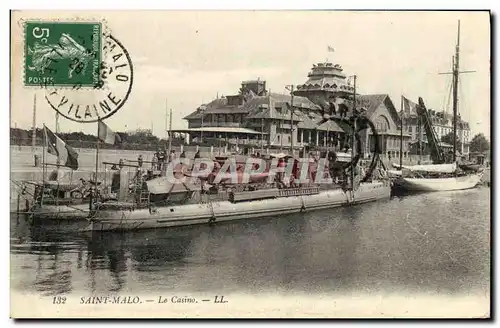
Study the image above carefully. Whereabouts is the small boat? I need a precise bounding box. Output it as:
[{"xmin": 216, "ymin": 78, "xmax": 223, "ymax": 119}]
[
  {"xmin": 19, "ymin": 180, "xmax": 93, "ymax": 220},
  {"xmin": 393, "ymin": 171, "xmax": 483, "ymax": 192}
]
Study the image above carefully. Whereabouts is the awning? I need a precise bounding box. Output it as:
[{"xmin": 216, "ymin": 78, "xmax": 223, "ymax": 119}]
[
  {"xmin": 317, "ymin": 119, "xmax": 344, "ymax": 132},
  {"xmin": 171, "ymin": 127, "xmax": 266, "ymax": 135}
]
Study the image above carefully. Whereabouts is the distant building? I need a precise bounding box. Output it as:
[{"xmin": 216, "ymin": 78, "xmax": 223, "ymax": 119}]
[
  {"xmin": 403, "ymin": 109, "xmax": 471, "ymax": 156},
  {"xmin": 180, "ymin": 62, "xmax": 411, "ymax": 158}
]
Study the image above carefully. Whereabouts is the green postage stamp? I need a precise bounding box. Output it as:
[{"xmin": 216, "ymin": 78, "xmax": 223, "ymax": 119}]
[{"xmin": 24, "ymin": 21, "xmax": 102, "ymax": 87}]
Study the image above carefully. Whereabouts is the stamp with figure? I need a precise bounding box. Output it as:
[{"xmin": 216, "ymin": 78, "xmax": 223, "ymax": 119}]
[
  {"xmin": 24, "ymin": 21, "xmax": 102, "ymax": 87},
  {"xmin": 44, "ymin": 33, "xmax": 134, "ymax": 123}
]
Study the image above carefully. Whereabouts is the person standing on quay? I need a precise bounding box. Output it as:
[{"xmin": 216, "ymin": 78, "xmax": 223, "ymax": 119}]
[
  {"xmin": 157, "ymin": 148, "xmax": 166, "ymax": 170},
  {"xmin": 138, "ymin": 154, "xmax": 143, "ymax": 168},
  {"xmin": 152, "ymin": 153, "xmax": 158, "ymax": 171},
  {"xmin": 168, "ymin": 150, "xmax": 176, "ymax": 163}
]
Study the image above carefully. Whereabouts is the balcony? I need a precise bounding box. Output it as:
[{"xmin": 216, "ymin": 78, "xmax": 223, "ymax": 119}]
[{"xmin": 189, "ymin": 122, "xmax": 242, "ymax": 128}]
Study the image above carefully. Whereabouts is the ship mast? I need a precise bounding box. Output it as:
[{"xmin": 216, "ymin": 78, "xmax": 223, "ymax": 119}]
[
  {"xmin": 164, "ymin": 99, "xmax": 168, "ymax": 153},
  {"xmin": 439, "ymin": 19, "xmax": 475, "ymax": 163},
  {"xmin": 55, "ymin": 112, "xmax": 60, "ymax": 165},
  {"xmin": 31, "ymin": 94, "xmax": 36, "ymax": 152},
  {"xmin": 452, "ymin": 20, "xmax": 460, "ymax": 162},
  {"xmin": 168, "ymin": 108, "xmax": 173, "ymax": 158}
]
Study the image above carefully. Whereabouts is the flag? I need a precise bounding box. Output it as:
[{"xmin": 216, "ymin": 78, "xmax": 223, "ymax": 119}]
[
  {"xmin": 98, "ymin": 120, "xmax": 121, "ymax": 144},
  {"xmin": 401, "ymin": 96, "xmax": 418, "ymax": 117},
  {"xmin": 327, "ymin": 46, "xmax": 335, "ymax": 52},
  {"xmin": 43, "ymin": 125, "xmax": 79, "ymax": 170}
]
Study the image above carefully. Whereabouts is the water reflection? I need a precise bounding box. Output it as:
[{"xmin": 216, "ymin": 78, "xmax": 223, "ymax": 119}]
[{"xmin": 10, "ymin": 188, "xmax": 490, "ymax": 296}]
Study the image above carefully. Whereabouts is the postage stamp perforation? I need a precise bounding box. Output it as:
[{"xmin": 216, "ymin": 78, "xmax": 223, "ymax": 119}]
[{"xmin": 21, "ymin": 17, "xmax": 112, "ymax": 91}]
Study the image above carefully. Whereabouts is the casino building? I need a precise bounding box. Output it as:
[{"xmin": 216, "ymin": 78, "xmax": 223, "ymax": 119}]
[{"xmin": 180, "ymin": 61, "xmax": 412, "ymax": 158}]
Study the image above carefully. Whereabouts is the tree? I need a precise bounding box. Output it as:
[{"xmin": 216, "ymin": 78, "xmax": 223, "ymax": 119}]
[
  {"xmin": 441, "ymin": 132, "xmax": 461, "ymax": 152},
  {"xmin": 469, "ymin": 133, "xmax": 490, "ymax": 153}
]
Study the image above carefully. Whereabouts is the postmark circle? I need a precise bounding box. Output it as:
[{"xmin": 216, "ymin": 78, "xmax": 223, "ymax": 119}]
[{"xmin": 44, "ymin": 34, "xmax": 133, "ymax": 123}]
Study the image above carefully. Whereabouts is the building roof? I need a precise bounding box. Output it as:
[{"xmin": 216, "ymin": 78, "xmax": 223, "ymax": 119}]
[
  {"xmin": 183, "ymin": 97, "xmax": 249, "ymax": 120},
  {"xmin": 295, "ymin": 110, "xmax": 320, "ymax": 129},
  {"xmin": 172, "ymin": 127, "xmax": 265, "ymax": 135},
  {"xmin": 295, "ymin": 62, "xmax": 355, "ymax": 94},
  {"xmin": 317, "ymin": 119, "xmax": 344, "ymax": 132},
  {"xmin": 357, "ymin": 94, "xmax": 401, "ymax": 124},
  {"xmin": 184, "ymin": 92, "xmax": 321, "ymax": 121},
  {"xmin": 400, "ymin": 107, "xmax": 471, "ymax": 130},
  {"xmin": 245, "ymin": 93, "xmax": 319, "ymax": 120}
]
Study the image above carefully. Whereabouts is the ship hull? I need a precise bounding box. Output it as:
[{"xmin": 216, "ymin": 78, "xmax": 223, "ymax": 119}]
[
  {"xmin": 393, "ymin": 172, "xmax": 483, "ymax": 192},
  {"xmin": 81, "ymin": 181, "xmax": 391, "ymax": 232},
  {"xmin": 30, "ymin": 203, "xmax": 91, "ymax": 221},
  {"xmin": 391, "ymin": 163, "xmax": 457, "ymax": 173}
]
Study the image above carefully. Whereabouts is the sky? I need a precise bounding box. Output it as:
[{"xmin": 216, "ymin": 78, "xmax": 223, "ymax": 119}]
[{"xmin": 11, "ymin": 10, "xmax": 491, "ymax": 139}]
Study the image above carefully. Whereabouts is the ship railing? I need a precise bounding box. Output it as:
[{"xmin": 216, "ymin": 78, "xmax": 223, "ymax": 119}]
[
  {"xmin": 278, "ymin": 186, "xmax": 320, "ymax": 197},
  {"xmin": 199, "ymin": 190, "xmax": 231, "ymax": 204}
]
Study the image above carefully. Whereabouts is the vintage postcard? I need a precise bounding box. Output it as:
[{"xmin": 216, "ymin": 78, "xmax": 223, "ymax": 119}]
[{"xmin": 9, "ymin": 10, "xmax": 491, "ymax": 318}]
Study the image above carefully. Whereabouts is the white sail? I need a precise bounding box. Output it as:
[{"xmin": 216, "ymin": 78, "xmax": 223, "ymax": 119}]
[
  {"xmin": 392, "ymin": 162, "xmax": 457, "ymax": 173},
  {"xmin": 395, "ymin": 172, "xmax": 483, "ymax": 192}
]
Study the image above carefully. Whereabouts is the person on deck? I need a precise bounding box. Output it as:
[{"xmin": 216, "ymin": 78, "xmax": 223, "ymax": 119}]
[
  {"xmin": 151, "ymin": 153, "xmax": 158, "ymax": 171},
  {"xmin": 168, "ymin": 150, "xmax": 175, "ymax": 163},
  {"xmin": 137, "ymin": 154, "xmax": 143, "ymax": 168},
  {"xmin": 157, "ymin": 149, "xmax": 166, "ymax": 170}
]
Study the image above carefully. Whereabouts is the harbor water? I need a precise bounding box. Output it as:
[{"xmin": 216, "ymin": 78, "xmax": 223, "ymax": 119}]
[{"xmin": 10, "ymin": 187, "xmax": 490, "ymax": 298}]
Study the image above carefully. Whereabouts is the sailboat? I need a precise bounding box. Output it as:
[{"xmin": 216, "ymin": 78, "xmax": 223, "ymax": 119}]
[{"xmin": 393, "ymin": 20, "xmax": 483, "ymax": 192}]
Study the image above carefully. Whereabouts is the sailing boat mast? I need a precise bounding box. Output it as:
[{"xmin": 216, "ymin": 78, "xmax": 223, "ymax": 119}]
[
  {"xmin": 165, "ymin": 99, "xmax": 170, "ymax": 156},
  {"xmin": 168, "ymin": 108, "xmax": 173, "ymax": 155},
  {"xmin": 31, "ymin": 94, "xmax": 36, "ymax": 152},
  {"xmin": 452, "ymin": 20, "xmax": 460, "ymax": 162},
  {"xmin": 55, "ymin": 112, "xmax": 60, "ymax": 165},
  {"xmin": 439, "ymin": 20, "xmax": 475, "ymax": 163}
]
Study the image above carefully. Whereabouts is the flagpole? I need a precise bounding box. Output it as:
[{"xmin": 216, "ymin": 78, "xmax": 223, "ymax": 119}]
[
  {"xmin": 41, "ymin": 125, "xmax": 46, "ymax": 207},
  {"xmin": 32, "ymin": 94, "xmax": 37, "ymax": 152},
  {"xmin": 93, "ymin": 119, "xmax": 100, "ymax": 209},
  {"xmin": 42, "ymin": 125, "xmax": 46, "ymax": 185},
  {"xmin": 168, "ymin": 108, "xmax": 173, "ymax": 156},
  {"xmin": 55, "ymin": 112, "xmax": 60, "ymax": 179},
  {"xmin": 399, "ymin": 95, "xmax": 404, "ymax": 169},
  {"xmin": 164, "ymin": 98, "xmax": 171, "ymax": 158}
]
